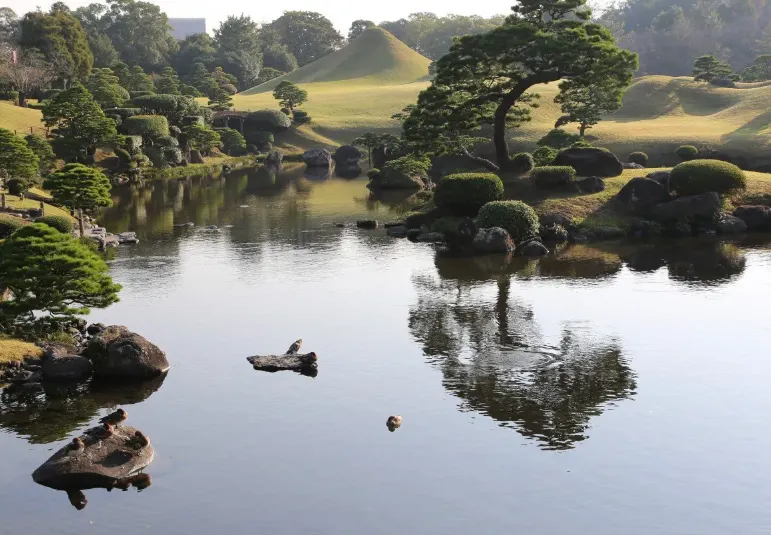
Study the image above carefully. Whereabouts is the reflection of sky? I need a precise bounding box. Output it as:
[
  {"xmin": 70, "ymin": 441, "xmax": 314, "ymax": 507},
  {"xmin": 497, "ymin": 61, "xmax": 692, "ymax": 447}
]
[{"xmin": 1, "ymin": 170, "xmax": 771, "ymax": 534}]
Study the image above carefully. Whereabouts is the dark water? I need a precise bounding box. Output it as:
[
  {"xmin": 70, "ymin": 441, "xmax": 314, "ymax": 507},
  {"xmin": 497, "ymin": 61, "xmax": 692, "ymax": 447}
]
[{"xmin": 1, "ymin": 164, "xmax": 770, "ymax": 534}]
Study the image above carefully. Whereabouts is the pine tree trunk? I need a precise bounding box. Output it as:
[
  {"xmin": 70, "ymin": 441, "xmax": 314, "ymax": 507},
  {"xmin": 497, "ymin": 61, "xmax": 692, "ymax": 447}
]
[
  {"xmin": 78, "ymin": 209, "xmax": 85, "ymax": 237},
  {"xmin": 579, "ymin": 124, "xmax": 587, "ymax": 137}
]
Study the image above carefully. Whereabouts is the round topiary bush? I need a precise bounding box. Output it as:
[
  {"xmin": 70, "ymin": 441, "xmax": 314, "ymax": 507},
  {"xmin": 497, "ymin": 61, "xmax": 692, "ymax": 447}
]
[
  {"xmin": 669, "ymin": 159, "xmax": 746, "ymax": 195},
  {"xmin": 435, "ymin": 173, "xmax": 504, "ymax": 216},
  {"xmin": 628, "ymin": 152, "xmax": 649, "ymax": 166},
  {"xmin": 220, "ymin": 128, "xmax": 247, "ymax": 155},
  {"xmin": 532, "ymin": 166, "xmax": 577, "ymax": 189},
  {"xmin": 476, "ymin": 200, "xmax": 539, "ymax": 242},
  {"xmin": 244, "ymin": 109, "xmax": 291, "ymax": 133},
  {"xmin": 367, "ymin": 168, "xmax": 380, "ymax": 180},
  {"xmin": 675, "ymin": 145, "xmax": 699, "ymax": 161},
  {"xmin": 36, "ymin": 215, "xmax": 73, "ymax": 234},
  {"xmin": 511, "ymin": 152, "xmax": 535, "ymax": 173},
  {"xmin": 121, "ymin": 115, "xmax": 170, "ymax": 138},
  {"xmin": 570, "ymin": 139, "xmax": 594, "ymax": 148},
  {"xmin": 114, "ymin": 148, "xmax": 132, "ymax": 167},
  {"xmin": 533, "ymin": 146, "xmax": 557, "ymax": 167},
  {"xmin": 6, "ymin": 178, "xmax": 30, "ymax": 196},
  {"xmin": 0, "ymin": 214, "xmax": 28, "ymax": 239}
]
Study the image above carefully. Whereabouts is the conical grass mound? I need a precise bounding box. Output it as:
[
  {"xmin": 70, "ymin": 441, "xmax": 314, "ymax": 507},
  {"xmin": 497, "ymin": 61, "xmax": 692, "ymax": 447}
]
[{"xmin": 242, "ymin": 27, "xmax": 430, "ymax": 94}]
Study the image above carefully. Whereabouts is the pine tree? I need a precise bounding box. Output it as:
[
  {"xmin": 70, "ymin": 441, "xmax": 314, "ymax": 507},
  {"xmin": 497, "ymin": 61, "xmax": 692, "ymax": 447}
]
[
  {"xmin": 127, "ymin": 65, "xmax": 155, "ymax": 93},
  {"xmin": 43, "ymin": 163, "xmax": 113, "ymax": 235},
  {"xmin": 189, "ymin": 62, "xmax": 219, "ymax": 97},
  {"xmin": 85, "ymin": 67, "xmax": 130, "ymax": 108},
  {"xmin": 272, "ymin": 81, "xmax": 307, "ymax": 111},
  {"xmin": 208, "ymin": 87, "xmax": 232, "ymax": 112},
  {"xmin": 0, "ymin": 223, "xmax": 121, "ymax": 334},
  {"xmin": 693, "ymin": 55, "xmax": 737, "ymax": 82},
  {"xmin": 156, "ymin": 66, "xmax": 181, "ymax": 95},
  {"xmin": 554, "ymin": 80, "xmax": 624, "ymax": 136},
  {"xmin": 24, "ymin": 134, "xmax": 57, "ymax": 174},
  {"xmin": 0, "ymin": 129, "xmax": 39, "ymax": 181}
]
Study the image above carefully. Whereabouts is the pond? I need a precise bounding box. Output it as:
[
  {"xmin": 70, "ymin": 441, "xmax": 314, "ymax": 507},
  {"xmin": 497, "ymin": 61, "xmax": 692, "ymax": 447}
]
[{"xmin": 1, "ymin": 164, "xmax": 770, "ymax": 534}]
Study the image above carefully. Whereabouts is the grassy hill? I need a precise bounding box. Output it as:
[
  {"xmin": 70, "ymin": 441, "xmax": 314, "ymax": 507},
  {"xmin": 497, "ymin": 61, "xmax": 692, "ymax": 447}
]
[{"xmin": 0, "ymin": 101, "xmax": 44, "ymax": 135}]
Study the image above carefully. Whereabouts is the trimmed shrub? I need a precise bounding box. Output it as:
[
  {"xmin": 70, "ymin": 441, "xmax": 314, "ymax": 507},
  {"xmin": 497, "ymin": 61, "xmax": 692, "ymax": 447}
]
[
  {"xmin": 43, "ymin": 89, "xmax": 62, "ymax": 100},
  {"xmin": 124, "ymin": 135, "xmax": 143, "ymax": 154},
  {"xmin": 367, "ymin": 168, "xmax": 380, "ymax": 179},
  {"xmin": 2, "ymin": 90, "xmax": 19, "ymax": 103},
  {"xmin": 669, "ymin": 159, "xmax": 746, "ymax": 195},
  {"xmin": 106, "ymin": 114, "xmax": 122, "ymax": 126},
  {"xmin": 247, "ymin": 131, "xmax": 275, "ymax": 146},
  {"xmin": 511, "ymin": 152, "xmax": 535, "ymax": 173},
  {"xmin": 6, "ymin": 178, "xmax": 30, "ymax": 196},
  {"xmin": 169, "ymin": 126, "xmax": 181, "ymax": 137},
  {"xmin": 628, "ymin": 152, "xmax": 649, "ymax": 166},
  {"xmin": 280, "ymin": 107, "xmax": 291, "ymax": 115},
  {"xmin": 129, "ymin": 94, "xmax": 201, "ymax": 126},
  {"xmin": 532, "ymin": 166, "xmax": 577, "ymax": 189},
  {"xmin": 537, "ymin": 128, "xmax": 580, "ymax": 149},
  {"xmin": 36, "ymin": 215, "xmax": 73, "ymax": 234},
  {"xmin": 26, "ymin": 102, "xmax": 46, "ymax": 110},
  {"xmin": 182, "ymin": 115, "xmax": 204, "ymax": 126},
  {"xmin": 533, "ymin": 146, "xmax": 557, "ymax": 167},
  {"xmin": 675, "ymin": 145, "xmax": 699, "ymax": 161},
  {"xmin": 384, "ymin": 155, "xmax": 431, "ymax": 177},
  {"xmin": 430, "ymin": 216, "xmax": 467, "ymax": 235},
  {"xmin": 0, "ymin": 214, "xmax": 28, "ymax": 238},
  {"xmin": 571, "ymin": 139, "xmax": 594, "ymax": 148},
  {"xmin": 163, "ymin": 147, "xmax": 183, "ymax": 166},
  {"xmin": 121, "ymin": 115, "xmax": 170, "ymax": 138},
  {"xmin": 435, "ymin": 173, "xmax": 504, "ymax": 216},
  {"xmin": 115, "ymin": 148, "xmax": 132, "ymax": 167},
  {"xmin": 129, "ymin": 90, "xmax": 155, "ymax": 99},
  {"xmin": 104, "ymin": 107, "xmax": 141, "ymax": 119},
  {"xmin": 244, "ymin": 109, "xmax": 291, "ymax": 133},
  {"xmin": 293, "ymin": 110, "xmax": 311, "ymax": 124},
  {"xmin": 155, "ymin": 135, "xmax": 179, "ymax": 148},
  {"xmin": 476, "ymin": 200, "xmax": 539, "ymax": 242},
  {"xmin": 221, "ymin": 128, "xmax": 247, "ymax": 155}
]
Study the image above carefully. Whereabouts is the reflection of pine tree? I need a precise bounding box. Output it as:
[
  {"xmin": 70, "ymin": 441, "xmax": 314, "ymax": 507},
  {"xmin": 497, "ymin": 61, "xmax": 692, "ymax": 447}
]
[{"xmin": 409, "ymin": 271, "xmax": 636, "ymax": 450}]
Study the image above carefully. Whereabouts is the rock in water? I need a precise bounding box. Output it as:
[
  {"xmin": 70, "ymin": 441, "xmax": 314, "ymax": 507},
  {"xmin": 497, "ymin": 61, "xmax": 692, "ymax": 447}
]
[
  {"xmin": 733, "ymin": 205, "xmax": 771, "ymax": 231},
  {"xmin": 32, "ymin": 425, "xmax": 154, "ymax": 491},
  {"xmin": 356, "ymin": 220, "xmax": 378, "ymax": 229},
  {"xmin": 42, "ymin": 355, "xmax": 93, "ymax": 382},
  {"xmin": 367, "ymin": 167, "xmax": 426, "ymax": 190},
  {"xmin": 83, "ymin": 326, "xmax": 169, "ymax": 380},
  {"xmin": 651, "ymin": 192, "xmax": 721, "ymax": 222},
  {"xmin": 516, "ymin": 238, "xmax": 549, "ymax": 257},
  {"xmin": 714, "ymin": 214, "xmax": 747, "ymax": 234},
  {"xmin": 302, "ymin": 148, "xmax": 333, "ymax": 168},
  {"xmin": 553, "ymin": 147, "xmax": 623, "ymax": 177},
  {"xmin": 472, "ymin": 227, "xmax": 515, "ymax": 254},
  {"xmin": 386, "ymin": 225, "xmax": 408, "ymax": 238},
  {"xmin": 265, "ymin": 150, "xmax": 283, "ymax": 166}
]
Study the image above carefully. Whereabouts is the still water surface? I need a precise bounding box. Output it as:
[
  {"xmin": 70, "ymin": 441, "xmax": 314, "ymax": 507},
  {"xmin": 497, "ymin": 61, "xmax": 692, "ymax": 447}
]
[{"xmin": 1, "ymin": 164, "xmax": 770, "ymax": 534}]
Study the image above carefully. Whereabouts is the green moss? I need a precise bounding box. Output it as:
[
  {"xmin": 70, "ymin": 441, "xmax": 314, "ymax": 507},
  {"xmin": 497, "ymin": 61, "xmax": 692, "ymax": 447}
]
[
  {"xmin": 669, "ymin": 159, "xmax": 746, "ymax": 195},
  {"xmin": 476, "ymin": 200, "xmax": 539, "ymax": 242},
  {"xmin": 435, "ymin": 173, "xmax": 504, "ymax": 216}
]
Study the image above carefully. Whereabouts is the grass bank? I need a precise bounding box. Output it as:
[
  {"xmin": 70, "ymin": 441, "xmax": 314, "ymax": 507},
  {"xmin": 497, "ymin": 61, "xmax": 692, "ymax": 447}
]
[
  {"xmin": 142, "ymin": 155, "xmax": 259, "ymax": 180},
  {"xmin": 4, "ymin": 190, "xmax": 75, "ymax": 220},
  {"xmin": 502, "ymin": 168, "xmax": 771, "ymax": 229},
  {"xmin": 0, "ymin": 338, "xmax": 42, "ymax": 366}
]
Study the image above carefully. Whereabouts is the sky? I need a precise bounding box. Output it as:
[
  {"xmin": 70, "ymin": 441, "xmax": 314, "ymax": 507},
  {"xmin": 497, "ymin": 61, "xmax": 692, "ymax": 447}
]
[{"xmin": 3, "ymin": 0, "xmax": 513, "ymax": 34}]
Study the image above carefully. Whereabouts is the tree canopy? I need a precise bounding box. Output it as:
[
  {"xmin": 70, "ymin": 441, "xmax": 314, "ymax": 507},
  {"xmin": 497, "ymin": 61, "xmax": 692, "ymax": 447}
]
[
  {"xmin": 43, "ymin": 84, "xmax": 118, "ymax": 161},
  {"xmin": 741, "ymin": 55, "xmax": 771, "ymax": 82},
  {"xmin": 403, "ymin": 0, "xmax": 638, "ymax": 170},
  {"xmin": 348, "ymin": 20, "xmax": 375, "ymax": 40},
  {"xmin": 156, "ymin": 66, "xmax": 181, "ymax": 94},
  {"xmin": 213, "ymin": 15, "xmax": 262, "ymax": 89},
  {"xmin": 0, "ymin": 223, "xmax": 121, "ymax": 334},
  {"xmin": 173, "ymin": 33, "xmax": 216, "ymax": 76},
  {"xmin": 267, "ymin": 11, "xmax": 344, "ymax": 67},
  {"xmin": 693, "ymin": 55, "xmax": 738, "ymax": 82},
  {"xmin": 0, "ymin": 129, "xmax": 39, "ymax": 181},
  {"xmin": 272, "ymin": 81, "xmax": 307, "ymax": 111},
  {"xmin": 554, "ymin": 80, "xmax": 625, "ymax": 136},
  {"xmin": 86, "ymin": 67, "xmax": 130, "ymax": 108},
  {"xmin": 44, "ymin": 163, "xmax": 113, "ymax": 214}
]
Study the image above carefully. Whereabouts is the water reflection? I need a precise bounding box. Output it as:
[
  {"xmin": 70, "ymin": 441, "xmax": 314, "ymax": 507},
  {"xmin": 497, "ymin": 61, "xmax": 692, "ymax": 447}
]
[
  {"xmin": 409, "ymin": 268, "xmax": 636, "ymax": 450},
  {"xmin": 59, "ymin": 473, "xmax": 152, "ymax": 510},
  {"xmin": 0, "ymin": 377, "xmax": 165, "ymax": 444}
]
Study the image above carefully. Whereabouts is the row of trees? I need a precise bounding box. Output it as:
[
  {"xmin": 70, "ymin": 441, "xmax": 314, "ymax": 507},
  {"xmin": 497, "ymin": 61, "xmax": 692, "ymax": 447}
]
[{"xmin": 598, "ymin": 0, "xmax": 771, "ymax": 78}]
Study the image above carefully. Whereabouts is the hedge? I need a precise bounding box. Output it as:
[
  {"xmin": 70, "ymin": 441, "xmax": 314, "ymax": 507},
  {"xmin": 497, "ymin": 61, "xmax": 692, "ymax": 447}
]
[
  {"xmin": 675, "ymin": 145, "xmax": 699, "ymax": 161},
  {"xmin": 121, "ymin": 115, "xmax": 170, "ymax": 138},
  {"xmin": 628, "ymin": 152, "xmax": 649, "ymax": 166},
  {"xmin": 36, "ymin": 215, "xmax": 73, "ymax": 234},
  {"xmin": 435, "ymin": 173, "xmax": 504, "ymax": 216},
  {"xmin": 669, "ymin": 159, "xmax": 747, "ymax": 195},
  {"xmin": 532, "ymin": 166, "xmax": 577, "ymax": 189},
  {"xmin": 244, "ymin": 109, "xmax": 291, "ymax": 133},
  {"xmin": 124, "ymin": 135, "xmax": 143, "ymax": 153},
  {"xmin": 476, "ymin": 200, "xmax": 539, "ymax": 242},
  {"xmin": 532, "ymin": 146, "xmax": 557, "ymax": 167},
  {"xmin": 0, "ymin": 214, "xmax": 28, "ymax": 239}
]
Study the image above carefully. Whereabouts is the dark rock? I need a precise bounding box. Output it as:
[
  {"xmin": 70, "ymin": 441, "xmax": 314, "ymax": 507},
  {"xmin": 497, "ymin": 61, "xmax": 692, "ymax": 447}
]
[
  {"xmin": 356, "ymin": 220, "xmax": 378, "ymax": 229},
  {"xmin": 540, "ymin": 212, "xmax": 576, "ymax": 230},
  {"xmin": 42, "ymin": 355, "xmax": 93, "ymax": 382},
  {"xmin": 386, "ymin": 225, "xmax": 408, "ymax": 238},
  {"xmin": 623, "ymin": 162, "xmax": 645, "ymax": 169},
  {"xmin": 616, "ymin": 177, "xmax": 671, "ymax": 215},
  {"xmin": 540, "ymin": 223, "xmax": 569, "ymax": 243},
  {"xmin": 302, "ymin": 148, "xmax": 333, "ymax": 168},
  {"xmin": 591, "ymin": 226, "xmax": 625, "ymax": 240},
  {"xmin": 304, "ymin": 167, "xmax": 332, "ymax": 181},
  {"xmin": 367, "ymin": 167, "xmax": 426, "ymax": 190},
  {"xmin": 651, "ymin": 192, "xmax": 721, "ymax": 222},
  {"xmin": 32, "ymin": 425, "xmax": 154, "ymax": 491},
  {"xmin": 663, "ymin": 221, "xmax": 693, "ymax": 238},
  {"xmin": 628, "ymin": 219, "xmax": 664, "ymax": 239},
  {"xmin": 553, "ymin": 147, "xmax": 624, "ymax": 177},
  {"xmin": 415, "ymin": 232, "xmax": 445, "ymax": 243},
  {"xmin": 576, "ymin": 176, "xmax": 605, "ymax": 193},
  {"xmin": 83, "ymin": 326, "xmax": 169, "ymax": 380},
  {"xmin": 406, "ymin": 229, "xmax": 423, "ymax": 242},
  {"xmin": 333, "ymin": 222, "xmax": 345, "ymax": 228},
  {"xmin": 646, "ymin": 171, "xmax": 670, "ymax": 187},
  {"xmin": 472, "ymin": 227, "xmax": 515, "ymax": 254},
  {"xmin": 405, "ymin": 210, "xmax": 440, "ymax": 230},
  {"xmin": 222, "ymin": 164, "xmax": 232, "ymax": 174},
  {"xmin": 44, "ymin": 343, "xmax": 77, "ymax": 360},
  {"xmin": 335, "ymin": 166, "xmax": 362, "ymax": 179},
  {"xmin": 714, "ymin": 213, "xmax": 748, "ymax": 234},
  {"xmin": 516, "ymin": 238, "xmax": 549, "ymax": 257},
  {"xmin": 384, "ymin": 221, "xmax": 404, "ymax": 228},
  {"xmin": 444, "ymin": 218, "xmax": 478, "ymax": 254},
  {"xmin": 189, "ymin": 150, "xmax": 204, "ymax": 164},
  {"xmin": 332, "ymin": 146, "xmax": 362, "ymax": 166},
  {"xmin": 372, "ymin": 146, "xmax": 387, "ymax": 169},
  {"xmin": 733, "ymin": 205, "xmax": 771, "ymax": 231},
  {"xmin": 87, "ymin": 323, "xmax": 106, "ymax": 336},
  {"xmin": 10, "ymin": 370, "xmax": 42, "ymax": 384},
  {"xmin": 265, "ymin": 150, "xmax": 283, "ymax": 166}
]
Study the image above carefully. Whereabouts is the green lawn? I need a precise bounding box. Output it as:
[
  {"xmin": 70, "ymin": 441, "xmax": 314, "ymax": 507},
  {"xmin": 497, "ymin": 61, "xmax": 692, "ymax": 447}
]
[{"xmin": 0, "ymin": 338, "xmax": 42, "ymax": 366}]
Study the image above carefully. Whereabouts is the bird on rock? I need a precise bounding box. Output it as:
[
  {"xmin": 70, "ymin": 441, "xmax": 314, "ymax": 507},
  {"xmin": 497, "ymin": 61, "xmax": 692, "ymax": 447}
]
[
  {"xmin": 129, "ymin": 430, "xmax": 150, "ymax": 450},
  {"xmin": 286, "ymin": 339, "xmax": 303, "ymax": 355},
  {"xmin": 100, "ymin": 408, "xmax": 127, "ymax": 426},
  {"xmin": 68, "ymin": 437, "xmax": 85, "ymax": 454},
  {"xmin": 87, "ymin": 423, "xmax": 114, "ymax": 439}
]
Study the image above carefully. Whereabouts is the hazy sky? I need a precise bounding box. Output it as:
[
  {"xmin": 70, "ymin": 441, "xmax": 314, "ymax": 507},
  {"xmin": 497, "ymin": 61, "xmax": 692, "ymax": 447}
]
[{"xmin": 3, "ymin": 0, "xmax": 512, "ymax": 34}]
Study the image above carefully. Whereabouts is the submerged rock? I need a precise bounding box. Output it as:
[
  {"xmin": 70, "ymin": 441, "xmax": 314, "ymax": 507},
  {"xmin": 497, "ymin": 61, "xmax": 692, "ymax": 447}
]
[
  {"xmin": 83, "ymin": 326, "xmax": 169, "ymax": 380},
  {"xmin": 32, "ymin": 424, "xmax": 154, "ymax": 491},
  {"xmin": 472, "ymin": 227, "xmax": 514, "ymax": 254},
  {"xmin": 356, "ymin": 220, "xmax": 378, "ymax": 229},
  {"xmin": 516, "ymin": 238, "xmax": 549, "ymax": 257},
  {"xmin": 386, "ymin": 225, "xmax": 408, "ymax": 238},
  {"xmin": 415, "ymin": 232, "xmax": 445, "ymax": 243}
]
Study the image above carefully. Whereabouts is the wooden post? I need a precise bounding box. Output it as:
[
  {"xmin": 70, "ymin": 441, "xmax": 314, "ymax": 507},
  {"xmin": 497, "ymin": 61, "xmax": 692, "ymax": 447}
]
[
  {"xmin": 1, "ymin": 194, "xmax": 5, "ymax": 209},
  {"xmin": 40, "ymin": 201, "xmax": 45, "ymax": 216},
  {"xmin": 78, "ymin": 208, "xmax": 85, "ymax": 237}
]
